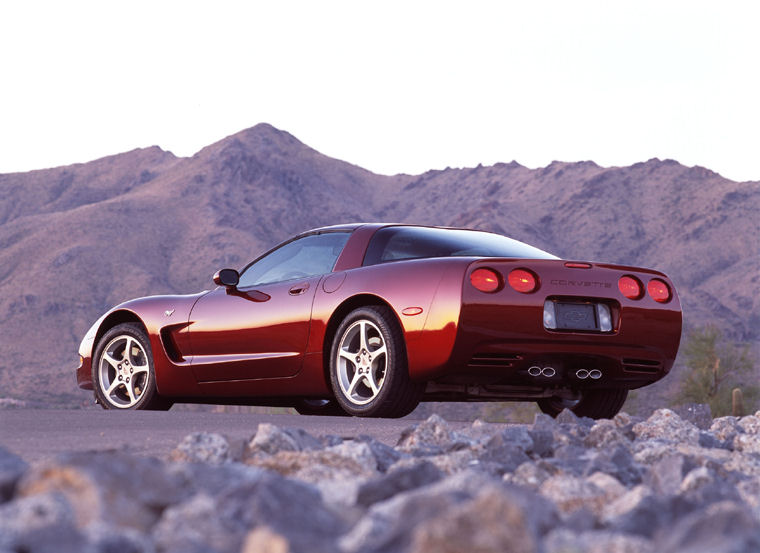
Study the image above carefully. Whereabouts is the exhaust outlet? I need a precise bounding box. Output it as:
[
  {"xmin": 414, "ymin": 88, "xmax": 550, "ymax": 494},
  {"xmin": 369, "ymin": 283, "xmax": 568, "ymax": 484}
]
[
  {"xmin": 589, "ymin": 369, "xmax": 602, "ymax": 380},
  {"xmin": 528, "ymin": 366, "xmax": 542, "ymax": 377},
  {"xmin": 541, "ymin": 367, "xmax": 556, "ymax": 377},
  {"xmin": 576, "ymin": 369, "xmax": 589, "ymax": 380}
]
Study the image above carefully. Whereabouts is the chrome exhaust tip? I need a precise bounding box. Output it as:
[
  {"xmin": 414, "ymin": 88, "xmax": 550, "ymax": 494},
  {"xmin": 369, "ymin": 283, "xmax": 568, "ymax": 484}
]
[
  {"xmin": 541, "ymin": 367, "xmax": 556, "ymax": 377},
  {"xmin": 528, "ymin": 366, "xmax": 542, "ymax": 377},
  {"xmin": 576, "ymin": 369, "xmax": 589, "ymax": 380},
  {"xmin": 589, "ymin": 369, "xmax": 602, "ymax": 380}
]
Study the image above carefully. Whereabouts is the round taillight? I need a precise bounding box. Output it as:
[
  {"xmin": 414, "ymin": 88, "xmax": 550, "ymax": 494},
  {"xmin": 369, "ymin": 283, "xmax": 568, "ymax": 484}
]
[
  {"xmin": 618, "ymin": 275, "xmax": 643, "ymax": 299},
  {"xmin": 508, "ymin": 269, "xmax": 538, "ymax": 293},
  {"xmin": 647, "ymin": 278, "xmax": 671, "ymax": 303},
  {"xmin": 470, "ymin": 268, "xmax": 501, "ymax": 293}
]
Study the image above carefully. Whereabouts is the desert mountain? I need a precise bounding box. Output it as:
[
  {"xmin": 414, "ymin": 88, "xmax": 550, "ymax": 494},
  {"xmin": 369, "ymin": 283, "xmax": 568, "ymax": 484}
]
[{"xmin": 0, "ymin": 123, "xmax": 757, "ymax": 406}]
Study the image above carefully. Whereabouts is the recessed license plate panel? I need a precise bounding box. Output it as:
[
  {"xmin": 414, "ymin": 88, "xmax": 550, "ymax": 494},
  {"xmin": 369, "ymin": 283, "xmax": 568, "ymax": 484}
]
[{"xmin": 554, "ymin": 302, "xmax": 598, "ymax": 331}]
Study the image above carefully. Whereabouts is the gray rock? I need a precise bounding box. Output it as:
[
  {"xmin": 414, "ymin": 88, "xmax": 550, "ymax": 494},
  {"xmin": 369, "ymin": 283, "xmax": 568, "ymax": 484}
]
[
  {"xmin": 0, "ymin": 445, "xmax": 27, "ymax": 502},
  {"xmin": 585, "ymin": 444, "xmax": 642, "ymax": 486},
  {"xmin": 167, "ymin": 461, "xmax": 266, "ymax": 498},
  {"xmin": 737, "ymin": 477, "xmax": 760, "ymax": 513},
  {"xmin": 677, "ymin": 466, "xmax": 742, "ymax": 505},
  {"xmin": 584, "ymin": 419, "xmax": 631, "ymax": 449},
  {"xmin": 546, "ymin": 529, "xmax": 654, "ymax": 553},
  {"xmin": 340, "ymin": 479, "xmax": 465, "ymax": 553},
  {"xmin": 538, "ymin": 472, "xmax": 626, "ymax": 517},
  {"xmin": 642, "ymin": 454, "xmax": 686, "ymax": 496},
  {"xmin": 17, "ymin": 451, "xmax": 185, "ymax": 531},
  {"xmin": 698, "ymin": 431, "xmax": 726, "ymax": 449},
  {"xmin": 343, "ymin": 474, "xmax": 556, "ymax": 553},
  {"xmin": 408, "ymin": 487, "xmax": 552, "ymax": 553},
  {"xmin": 478, "ymin": 432, "xmax": 531, "ymax": 474},
  {"xmin": 673, "ymin": 403, "xmax": 713, "ymax": 430},
  {"xmin": 504, "ymin": 460, "xmax": 562, "ymax": 490},
  {"xmin": 0, "ymin": 492, "xmax": 90, "ymax": 553},
  {"xmin": 557, "ymin": 408, "xmax": 595, "ymax": 429},
  {"xmin": 327, "ymin": 440, "xmax": 378, "ymax": 472},
  {"xmin": 499, "ymin": 425, "xmax": 535, "ymax": 452},
  {"xmin": 85, "ymin": 521, "xmax": 157, "ymax": 553},
  {"xmin": 613, "ymin": 412, "xmax": 644, "ymax": 441},
  {"xmin": 710, "ymin": 416, "xmax": 743, "ymax": 443},
  {"xmin": 733, "ymin": 432, "xmax": 760, "ymax": 455},
  {"xmin": 393, "ymin": 447, "xmax": 481, "ymax": 476},
  {"xmin": 601, "ymin": 484, "xmax": 653, "ymax": 522},
  {"xmin": 356, "ymin": 461, "xmax": 443, "ymax": 507},
  {"xmin": 551, "ymin": 444, "xmax": 594, "ymax": 475},
  {"xmin": 247, "ymin": 444, "xmax": 378, "ymax": 508},
  {"xmin": 655, "ymin": 500, "xmax": 760, "ymax": 553},
  {"xmin": 527, "ymin": 429, "xmax": 555, "ymax": 458},
  {"xmin": 154, "ymin": 472, "xmax": 345, "ymax": 553},
  {"xmin": 247, "ymin": 423, "xmax": 322, "ymax": 456},
  {"xmin": 396, "ymin": 414, "xmax": 471, "ymax": 456},
  {"xmin": 356, "ymin": 435, "xmax": 405, "ymax": 472},
  {"xmin": 170, "ymin": 432, "xmax": 234, "ymax": 464},
  {"xmin": 632, "ymin": 409, "xmax": 701, "ymax": 444},
  {"xmin": 152, "ymin": 493, "xmax": 236, "ymax": 553},
  {"xmin": 611, "ymin": 494, "xmax": 697, "ymax": 538},
  {"xmin": 738, "ymin": 414, "xmax": 760, "ymax": 434},
  {"xmin": 532, "ymin": 412, "xmax": 561, "ymax": 432},
  {"xmin": 533, "ymin": 412, "xmax": 584, "ymax": 448}
]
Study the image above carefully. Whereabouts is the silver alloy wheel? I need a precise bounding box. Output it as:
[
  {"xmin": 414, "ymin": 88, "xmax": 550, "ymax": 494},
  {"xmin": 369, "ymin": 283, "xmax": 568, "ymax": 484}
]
[
  {"xmin": 336, "ymin": 319, "xmax": 387, "ymax": 405},
  {"xmin": 98, "ymin": 334, "xmax": 150, "ymax": 408}
]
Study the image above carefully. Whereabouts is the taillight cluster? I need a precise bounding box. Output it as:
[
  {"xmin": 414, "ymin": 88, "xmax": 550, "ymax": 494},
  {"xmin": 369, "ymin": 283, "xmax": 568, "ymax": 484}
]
[
  {"xmin": 470, "ymin": 267, "xmax": 539, "ymax": 294},
  {"xmin": 618, "ymin": 275, "xmax": 671, "ymax": 303}
]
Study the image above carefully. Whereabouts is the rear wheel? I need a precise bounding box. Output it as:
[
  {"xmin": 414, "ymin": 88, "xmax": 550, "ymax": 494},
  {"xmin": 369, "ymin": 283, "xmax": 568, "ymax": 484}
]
[
  {"xmin": 537, "ymin": 388, "xmax": 628, "ymax": 419},
  {"xmin": 92, "ymin": 323, "xmax": 172, "ymax": 410},
  {"xmin": 329, "ymin": 306, "xmax": 423, "ymax": 418}
]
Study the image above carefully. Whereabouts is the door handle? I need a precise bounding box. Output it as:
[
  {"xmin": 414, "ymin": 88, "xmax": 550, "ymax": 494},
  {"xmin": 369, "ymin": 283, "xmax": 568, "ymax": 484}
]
[{"xmin": 289, "ymin": 282, "xmax": 310, "ymax": 296}]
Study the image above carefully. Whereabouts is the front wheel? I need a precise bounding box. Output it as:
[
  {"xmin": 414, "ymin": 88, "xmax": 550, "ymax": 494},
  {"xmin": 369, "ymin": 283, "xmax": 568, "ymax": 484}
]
[
  {"xmin": 537, "ymin": 388, "xmax": 628, "ymax": 419},
  {"xmin": 329, "ymin": 306, "xmax": 423, "ymax": 418},
  {"xmin": 92, "ymin": 323, "xmax": 171, "ymax": 410}
]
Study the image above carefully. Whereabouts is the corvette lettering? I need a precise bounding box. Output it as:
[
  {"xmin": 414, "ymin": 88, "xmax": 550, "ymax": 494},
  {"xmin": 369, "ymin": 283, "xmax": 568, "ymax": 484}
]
[{"xmin": 550, "ymin": 279, "xmax": 612, "ymax": 288}]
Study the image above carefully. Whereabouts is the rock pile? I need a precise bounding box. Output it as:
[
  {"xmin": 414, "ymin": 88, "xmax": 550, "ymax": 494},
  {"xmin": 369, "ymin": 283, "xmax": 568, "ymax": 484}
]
[{"xmin": 2, "ymin": 406, "xmax": 760, "ymax": 552}]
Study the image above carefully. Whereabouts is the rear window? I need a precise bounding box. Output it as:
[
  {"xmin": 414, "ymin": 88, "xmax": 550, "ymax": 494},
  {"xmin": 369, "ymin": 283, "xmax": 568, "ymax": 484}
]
[{"xmin": 363, "ymin": 226, "xmax": 557, "ymax": 266}]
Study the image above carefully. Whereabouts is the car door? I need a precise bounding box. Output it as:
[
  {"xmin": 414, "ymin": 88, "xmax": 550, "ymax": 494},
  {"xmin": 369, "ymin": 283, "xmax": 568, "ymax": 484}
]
[{"xmin": 187, "ymin": 231, "xmax": 351, "ymax": 382}]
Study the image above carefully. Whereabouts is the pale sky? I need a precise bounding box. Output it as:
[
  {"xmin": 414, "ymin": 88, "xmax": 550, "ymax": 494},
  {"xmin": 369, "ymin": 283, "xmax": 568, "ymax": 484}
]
[{"xmin": 1, "ymin": 1, "xmax": 759, "ymax": 181}]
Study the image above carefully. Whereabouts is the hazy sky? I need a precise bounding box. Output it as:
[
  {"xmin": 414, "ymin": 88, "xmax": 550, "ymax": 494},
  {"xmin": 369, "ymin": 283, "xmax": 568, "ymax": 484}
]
[{"xmin": 1, "ymin": 1, "xmax": 759, "ymax": 181}]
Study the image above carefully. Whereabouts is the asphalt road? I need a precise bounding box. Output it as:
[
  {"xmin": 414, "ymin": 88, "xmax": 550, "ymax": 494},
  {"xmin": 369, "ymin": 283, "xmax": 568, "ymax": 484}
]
[{"xmin": 0, "ymin": 409, "xmax": 476, "ymax": 463}]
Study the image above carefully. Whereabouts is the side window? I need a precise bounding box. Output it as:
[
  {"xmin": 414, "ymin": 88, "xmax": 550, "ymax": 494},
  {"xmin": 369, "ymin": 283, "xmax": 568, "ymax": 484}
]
[{"xmin": 238, "ymin": 232, "xmax": 350, "ymax": 287}]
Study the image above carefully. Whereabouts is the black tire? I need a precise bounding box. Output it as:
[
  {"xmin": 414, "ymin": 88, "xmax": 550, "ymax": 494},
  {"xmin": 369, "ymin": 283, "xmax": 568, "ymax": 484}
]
[
  {"xmin": 92, "ymin": 323, "xmax": 172, "ymax": 410},
  {"xmin": 537, "ymin": 388, "xmax": 628, "ymax": 419},
  {"xmin": 329, "ymin": 306, "xmax": 424, "ymax": 418},
  {"xmin": 293, "ymin": 399, "xmax": 348, "ymax": 416}
]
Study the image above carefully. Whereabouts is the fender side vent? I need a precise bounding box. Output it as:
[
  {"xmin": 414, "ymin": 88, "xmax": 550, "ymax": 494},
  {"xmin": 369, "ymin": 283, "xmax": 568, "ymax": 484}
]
[{"xmin": 160, "ymin": 328, "xmax": 185, "ymax": 363}]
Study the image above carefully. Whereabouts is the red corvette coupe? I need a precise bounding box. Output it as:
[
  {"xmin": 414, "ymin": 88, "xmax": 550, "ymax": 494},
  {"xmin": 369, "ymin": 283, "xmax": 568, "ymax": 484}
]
[{"xmin": 76, "ymin": 224, "xmax": 682, "ymax": 419}]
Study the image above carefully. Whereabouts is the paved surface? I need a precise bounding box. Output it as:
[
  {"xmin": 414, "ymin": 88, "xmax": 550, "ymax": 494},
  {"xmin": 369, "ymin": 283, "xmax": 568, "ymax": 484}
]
[{"xmin": 0, "ymin": 409, "xmax": 475, "ymax": 463}]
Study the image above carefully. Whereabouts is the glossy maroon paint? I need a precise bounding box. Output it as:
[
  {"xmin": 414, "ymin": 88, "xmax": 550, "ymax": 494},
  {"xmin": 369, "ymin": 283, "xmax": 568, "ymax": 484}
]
[{"xmin": 77, "ymin": 223, "xmax": 682, "ymax": 405}]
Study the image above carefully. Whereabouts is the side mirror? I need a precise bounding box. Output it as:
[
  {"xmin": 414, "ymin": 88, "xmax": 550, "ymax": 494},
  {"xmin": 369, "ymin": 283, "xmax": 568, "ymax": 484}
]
[{"xmin": 213, "ymin": 268, "xmax": 240, "ymax": 288}]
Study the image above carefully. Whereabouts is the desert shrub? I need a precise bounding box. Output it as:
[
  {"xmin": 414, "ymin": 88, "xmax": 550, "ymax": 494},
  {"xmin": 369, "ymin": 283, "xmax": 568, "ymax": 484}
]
[{"xmin": 677, "ymin": 325, "xmax": 757, "ymax": 416}]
